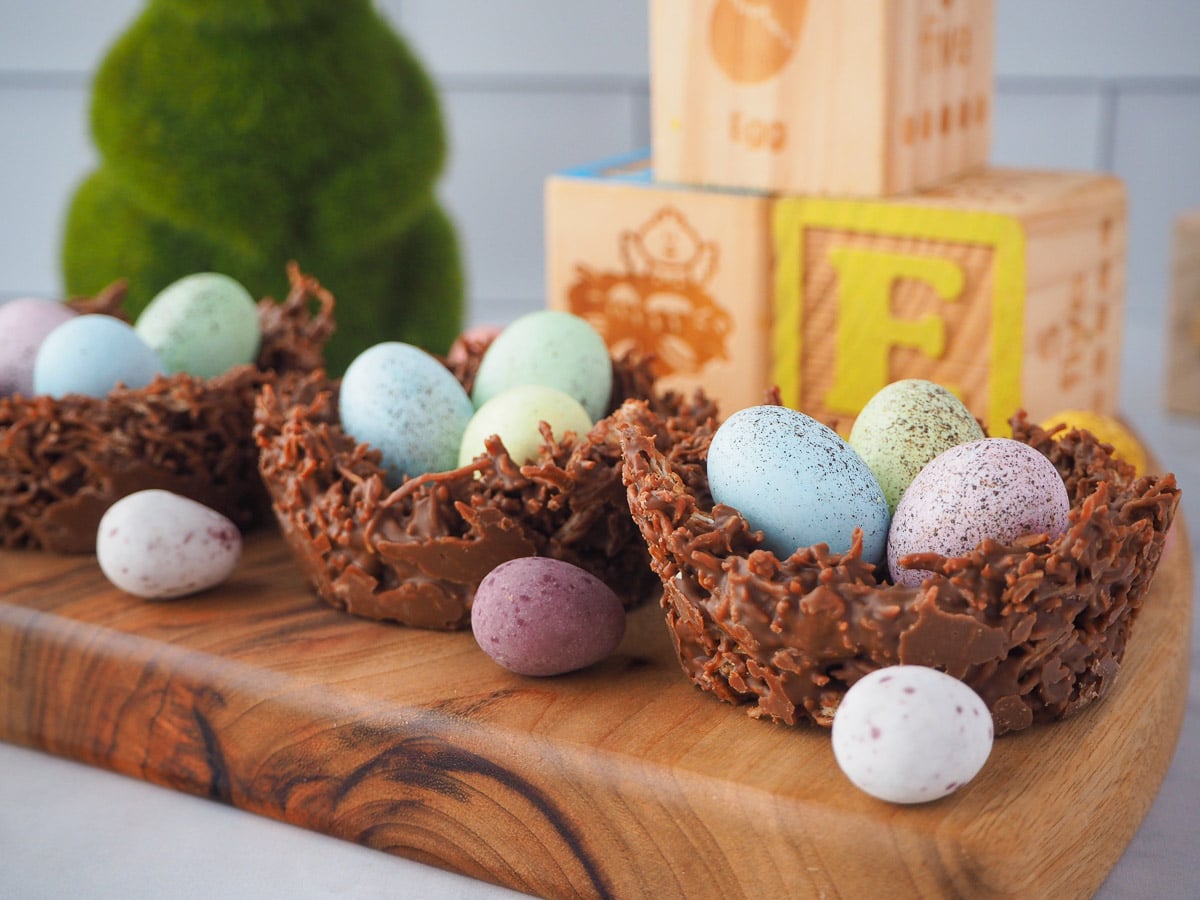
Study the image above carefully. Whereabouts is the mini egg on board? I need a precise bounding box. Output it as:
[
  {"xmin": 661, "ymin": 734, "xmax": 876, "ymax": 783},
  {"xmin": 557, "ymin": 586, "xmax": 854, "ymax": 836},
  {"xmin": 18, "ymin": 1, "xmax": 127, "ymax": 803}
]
[
  {"xmin": 339, "ymin": 341, "xmax": 475, "ymax": 486},
  {"xmin": 32, "ymin": 314, "xmax": 164, "ymax": 399},
  {"xmin": 471, "ymin": 556, "xmax": 626, "ymax": 677},
  {"xmin": 706, "ymin": 404, "xmax": 891, "ymax": 565},
  {"xmin": 849, "ymin": 379, "xmax": 985, "ymax": 513},
  {"xmin": 831, "ymin": 665, "xmax": 994, "ymax": 804},
  {"xmin": 0, "ymin": 297, "xmax": 78, "ymax": 397},
  {"xmin": 458, "ymin": 383, "xmax": 593, "ymax": 467},
  {"xmin": 135, "ymin": 272, "xmax": 262, "ymax": 378},
  {"xmin": 471, "ymin": 310, "xmax": 613, "ymax": 421},
  {"xmin": 887, "ymin": 437, "xmax": 1071, "ymax": 587},
  {"xmin": 97, "ymin": 490, "xmax": 242, "ymax": 600}
]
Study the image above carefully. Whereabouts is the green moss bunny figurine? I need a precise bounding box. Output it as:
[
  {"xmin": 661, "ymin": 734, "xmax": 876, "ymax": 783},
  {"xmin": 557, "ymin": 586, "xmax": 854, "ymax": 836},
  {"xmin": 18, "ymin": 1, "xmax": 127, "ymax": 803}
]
[{"xmin": 62, "ymin": 0, "xmax": 463, "ymax": 372}]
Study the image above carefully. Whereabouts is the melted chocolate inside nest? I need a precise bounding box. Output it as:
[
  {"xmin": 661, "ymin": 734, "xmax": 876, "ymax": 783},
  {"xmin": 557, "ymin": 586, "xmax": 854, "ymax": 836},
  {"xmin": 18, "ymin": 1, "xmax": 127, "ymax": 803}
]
[
  {"xmin": 254, "ymin": 350, "xmax": 717, "ymax": 631},
  {"xmin": 0, "ymin": 264, "xmax": 335, "ymax": 553},
  {"xmin": 614, "ymin": 400, "xmax": 1180, "ymax": 734}
]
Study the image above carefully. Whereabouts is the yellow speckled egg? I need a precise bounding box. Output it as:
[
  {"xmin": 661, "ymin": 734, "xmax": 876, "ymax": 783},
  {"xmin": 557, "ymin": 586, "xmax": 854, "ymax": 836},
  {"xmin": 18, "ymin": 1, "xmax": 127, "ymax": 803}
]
[
  {"xmin": 458, "ymin": 384, "xmax": 593, "ymax": 467},
  {"xmin": 1039, "ymin": 410, "xmax": 1147, "ymax": 475}
]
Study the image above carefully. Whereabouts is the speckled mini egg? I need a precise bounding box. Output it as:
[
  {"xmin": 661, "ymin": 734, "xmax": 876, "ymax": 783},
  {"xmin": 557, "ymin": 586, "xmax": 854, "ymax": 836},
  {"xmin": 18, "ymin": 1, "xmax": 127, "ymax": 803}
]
[
  {"xmin": 831, "ymin": 665, "xmax": 994, "ymax": 805},
  {"xmin": 1040, "ymin": 409, "xmax": 1147, "ymax": 476},
  {"xmin": 135, "ymin": 272, "xmax": 261, "ymax": 378},
  {"xmin": 849, "ymin": 379, "xmax": 985, "ymax": 513},
  {"xmin": 339, "ymin": 341, "xmax": 474, "ymax": 486},
  {"xmin": 707, "ymin": 405, "xmax": 891, "ymax": 564},
  {"xmin": 471, "ymin": 556, "xmax": 626, "ymax": 676},
  {"xmin": 0, "ymin": 297, "xmax": 78, "ymax": 397},
  {"xmin": 458, "ymin": 384, "xmax": 593, "ymax": 467},
  {"xmin": 471, "ymin": 310, "xmax": 613, "ymax": 421},
  {"xmin": 32, "ymin": 314, "xmax": 164, "ymax": 399},
  {"xmin": 888, "ymin": 437, "xmax": 1071, "ymax": 587},
  {"xmin": 97, "ymin": 490, "xmax": 242, "ymax": 599}
]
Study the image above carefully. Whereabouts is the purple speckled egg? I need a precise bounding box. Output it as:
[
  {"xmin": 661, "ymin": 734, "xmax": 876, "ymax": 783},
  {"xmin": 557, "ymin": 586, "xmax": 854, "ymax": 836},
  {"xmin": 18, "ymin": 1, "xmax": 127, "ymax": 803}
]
[
  {"xmin": 0, "ymin": 297, "xmax": 77, "ymax": 397},
  {"xmin": 471, "ymin": 557, "xmax": 626, "ymax": 676},
  {"xmin": 887, "ymin": 437, "xmax": 1070, "ymax": 587}
]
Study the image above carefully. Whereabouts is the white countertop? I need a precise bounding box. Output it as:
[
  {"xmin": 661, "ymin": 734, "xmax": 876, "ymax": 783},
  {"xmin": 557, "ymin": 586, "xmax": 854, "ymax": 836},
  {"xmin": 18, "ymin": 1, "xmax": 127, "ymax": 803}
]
[{"xmin": 2, "ymin": 316, "xmax": 1197, "ymax": 900}]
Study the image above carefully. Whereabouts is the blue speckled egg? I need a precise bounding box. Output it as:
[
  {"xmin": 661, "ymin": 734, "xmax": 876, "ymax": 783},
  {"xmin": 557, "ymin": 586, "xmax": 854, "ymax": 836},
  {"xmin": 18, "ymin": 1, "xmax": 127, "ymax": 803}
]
[
  {"xmin": 471, "ymin": 310, "xmax": 613, "ymax": 421},
  {"xmin": 33, "ymin": 314, "xmax": 164, "ymax": 399},
  {"xmin": 849, "ymin": 379, "xmax": 985, "ymax": 514},
  {"xmin": 135, "ymin": 272, "xmax": 261, "ymax": 378},
  {"xmin": 887, "ymin": 437, "xmax": 1071, "ymax": 587},
  {"xmin": 339, "ymin": 342, "xmax": 474, "ymax": 486},
  {"xmin": 706, "ymin": 405, "xmax": 891, "ymax": 564}
]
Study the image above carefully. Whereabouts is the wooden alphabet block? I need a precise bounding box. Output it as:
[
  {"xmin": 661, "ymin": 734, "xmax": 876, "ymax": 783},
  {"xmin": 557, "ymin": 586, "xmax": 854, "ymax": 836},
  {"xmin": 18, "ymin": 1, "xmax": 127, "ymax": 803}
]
[
  {"xmin": 1167, "ymin": 209, "xmax": 1200, "ymax": 416},
  {"xmin": 651, "ymin": 0, "xmax": 995, "ymax": 196},
  {"xmin": 546, "ymin": 154, "xmax": 775, "ymax": 414},
  {"xmin": 775, "ymin": 168, "xmax": 1127, "ymax": 432},
  {"xmin": 546, "ymin": 156, "xmax": 1127, "ymax": 434}
]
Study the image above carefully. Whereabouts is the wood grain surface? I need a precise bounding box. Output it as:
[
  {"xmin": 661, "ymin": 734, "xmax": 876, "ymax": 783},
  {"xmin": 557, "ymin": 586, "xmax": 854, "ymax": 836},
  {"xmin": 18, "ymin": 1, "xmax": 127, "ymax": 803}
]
[{"xmin": 0, "ymin": 519, "xmax": 1190, "ymax": 899}]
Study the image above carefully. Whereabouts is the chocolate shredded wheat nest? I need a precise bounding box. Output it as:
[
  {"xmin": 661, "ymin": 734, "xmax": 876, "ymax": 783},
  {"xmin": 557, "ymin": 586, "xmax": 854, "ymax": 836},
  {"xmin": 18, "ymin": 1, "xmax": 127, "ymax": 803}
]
[
  {"xmin": 614, "ymin": 398, "xmax": 1180, "ymax": 734},
  {"xmin": 254, "ymin": 347, "xmax": 717, "ymax": 630},
  {"xmin": 0, "ymin": 263, "xmax": 335, "ymax": 553}
]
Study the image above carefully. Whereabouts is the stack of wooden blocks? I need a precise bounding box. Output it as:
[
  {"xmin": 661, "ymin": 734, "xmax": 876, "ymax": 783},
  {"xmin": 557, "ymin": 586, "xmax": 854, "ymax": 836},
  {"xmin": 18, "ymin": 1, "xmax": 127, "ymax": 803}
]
[{"xmin": 546, "ymin": 0, "xmax": 1127, "ymax": 433}]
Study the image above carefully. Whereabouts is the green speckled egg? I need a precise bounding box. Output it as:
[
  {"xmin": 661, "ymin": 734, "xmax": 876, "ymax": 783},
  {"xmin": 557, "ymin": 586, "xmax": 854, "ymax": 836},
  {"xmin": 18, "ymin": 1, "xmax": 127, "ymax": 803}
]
[
  {"xmin": 471, "ymin": 311, "xmax": 612, "ymax": 421},
  {"xmin": 849, "ymin": 380, "xmax": 985, "ymax": 514},
  {"xmin": 135, "ymin": 273, "xmax": 261, "ymax": 378},
  {"xmin": 458, "ymin": 384, "xmax": 593, "ymax": 467}
]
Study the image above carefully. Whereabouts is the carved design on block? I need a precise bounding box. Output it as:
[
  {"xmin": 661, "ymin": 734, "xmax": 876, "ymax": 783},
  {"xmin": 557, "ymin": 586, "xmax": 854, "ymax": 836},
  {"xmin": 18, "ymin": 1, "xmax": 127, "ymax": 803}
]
[{"xmin": 565, "ymin": 207, "xmax": 732, "ymax": 379}]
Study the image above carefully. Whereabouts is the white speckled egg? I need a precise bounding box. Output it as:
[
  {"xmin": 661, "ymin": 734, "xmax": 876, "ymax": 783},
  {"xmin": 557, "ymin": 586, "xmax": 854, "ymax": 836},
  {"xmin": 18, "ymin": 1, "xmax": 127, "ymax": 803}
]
[
  {"xmin": 458, "ymin": 384, "xmax": 593, "ymax": 467},
  {"xmin": 33, "ymin": 314, "xmax": 165, "ymax": 399},
  {"xmin": 831, "ymin": 665, "xmax": 994, "ymax": 804},
  {"xmin": 471, "ymin": 310, "xmax": 613, "ymax": 421},
  {"xmin": 707, "ymin": 405, "xmax": 891, "ymax": 564},
  {"xmin": 0, "ymin": 297, "xmax": 78, "ymax": 397},
  {"xmin": 849, "ymin": 379, "xmax": 985, "ymax": 513},
  {"xmin": 135, "ymin": 272, "xmax": 261, "ymax": 378},
  {"xmin": 339, "ymin": 341, "xmax": 474, "ymax": 486},
  {"xmin": 97, "ymin": 490, "xmax": 242, "ymax": 599},
  {"xmin": 888, "ymin": 437, "xmax": 1071, "ymax": 587}
]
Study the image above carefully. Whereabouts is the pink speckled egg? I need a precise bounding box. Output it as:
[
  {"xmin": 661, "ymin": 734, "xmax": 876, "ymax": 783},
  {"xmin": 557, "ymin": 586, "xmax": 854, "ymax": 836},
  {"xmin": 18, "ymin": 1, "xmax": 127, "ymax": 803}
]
[
  {"xmin": 887, "ymin": 438, "xmax": 1070, "ymax": 587},
  {"xmin": 0, "ymin": 297, "xmax": 77, "ymax": 397}
]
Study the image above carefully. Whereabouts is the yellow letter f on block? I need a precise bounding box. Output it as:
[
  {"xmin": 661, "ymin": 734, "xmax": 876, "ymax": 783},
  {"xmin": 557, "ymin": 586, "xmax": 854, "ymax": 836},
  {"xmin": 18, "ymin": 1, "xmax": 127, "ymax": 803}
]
[{"xmin": 822, "ymin": 248, "xmax": 965, "ymax": 414}]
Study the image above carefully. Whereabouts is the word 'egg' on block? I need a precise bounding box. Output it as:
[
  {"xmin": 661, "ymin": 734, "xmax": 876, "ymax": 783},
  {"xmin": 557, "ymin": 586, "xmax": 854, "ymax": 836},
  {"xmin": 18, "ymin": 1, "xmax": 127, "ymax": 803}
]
[
  {"xmin": 547, "ymin": 156, "xmax": 1127, "ymax": 434},
  {"xmin": 651, "ymin": 0, "xmax": 995, "ymax": 196}
]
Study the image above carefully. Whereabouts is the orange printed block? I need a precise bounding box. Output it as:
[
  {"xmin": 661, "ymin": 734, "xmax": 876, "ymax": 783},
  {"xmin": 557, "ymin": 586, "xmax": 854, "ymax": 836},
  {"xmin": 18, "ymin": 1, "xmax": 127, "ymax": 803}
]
[
  {"xmin": 1167, "ymin": 209, "xmax": 1200, "ymax": 416},
  {"xmin": 651, "ymin": 0, "xmax": 995, "ymax": 196},
  {"xmin": 546, "ymin": 157, "xmax": 1126, "ymax": 433},
  {"xmin": 545, "ymin": 154, "xmax": 774, "ymax": 414},
  {"xmin": 774, "ymin": 168, "xmax": 1127, "ymax": 432}
]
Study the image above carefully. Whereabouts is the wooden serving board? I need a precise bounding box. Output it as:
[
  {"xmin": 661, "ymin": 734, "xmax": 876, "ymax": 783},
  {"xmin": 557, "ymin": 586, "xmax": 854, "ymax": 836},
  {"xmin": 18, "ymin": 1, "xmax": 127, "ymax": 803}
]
[{"xmin": 0, "ymin": 521, "xmax": 1191, "ymax": 899}]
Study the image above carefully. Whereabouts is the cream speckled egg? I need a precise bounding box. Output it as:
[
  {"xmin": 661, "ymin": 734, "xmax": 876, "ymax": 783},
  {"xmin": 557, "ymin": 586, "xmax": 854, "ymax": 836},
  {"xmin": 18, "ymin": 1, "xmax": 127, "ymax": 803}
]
[
  {"xmin": 97, "ymin": 490, "xmax": 242, "ymax": 599},
  {"xmin": 471, "ymin": 310, "xmax": 613, "ymax": 421},
  {"xmin": 707, "ymin": 404, "xmax": 891, "ymax": 564},
  {"xmin": 135, "ymin": 272, "xmax": 261, "ymax": 378},
  {"xmin": 887, "ymin": 437, "xmax": 1070, "ymax": 587},
  {"xmin": 458, "ymin": 384, "xmax": 593, "ymax": 467},
  {"xmin": 832, "ymin": 665, "xmax": 994, "ymax": 804},
  {"xmin": 849, "ymin": 379, "xmax": 985, "ymax": 513}
]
